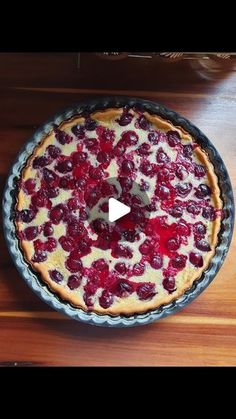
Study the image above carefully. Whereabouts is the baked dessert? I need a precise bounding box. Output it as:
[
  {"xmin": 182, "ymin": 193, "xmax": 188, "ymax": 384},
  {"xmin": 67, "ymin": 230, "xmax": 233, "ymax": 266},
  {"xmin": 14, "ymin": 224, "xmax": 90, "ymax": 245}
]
[{"xmin": 15, "ymin": 107, "xmax": 223, "ymax": 315}]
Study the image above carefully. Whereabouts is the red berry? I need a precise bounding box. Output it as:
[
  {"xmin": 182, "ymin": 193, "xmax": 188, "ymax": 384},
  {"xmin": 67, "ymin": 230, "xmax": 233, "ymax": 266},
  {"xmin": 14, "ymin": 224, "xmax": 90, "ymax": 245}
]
[
  {"xmin": 189, "ymin": 252, "xmax": 203, "ymax": 267},
  {"xmin": 67, "ymin": 274, "xmax": 82, "ymax": 290},
  {"xmin": 136, "ymin": 282, "xmax": 156, "ymax": 300},
  {"xmin": 49, "ymin": 270, "xmax": 63, "ymax": 283},
  {"xmin": 150, "ymin": 254, "xmax": 163, "ymax": 269}
]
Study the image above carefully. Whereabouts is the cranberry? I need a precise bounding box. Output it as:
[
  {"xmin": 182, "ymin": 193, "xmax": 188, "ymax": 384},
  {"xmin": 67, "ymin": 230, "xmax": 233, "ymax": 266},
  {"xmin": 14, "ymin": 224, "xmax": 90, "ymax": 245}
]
[
  {"xmin": 121, "ymin": 159, "xmax": 135, "ymax": 174},
  {"xmin": 31, "ymin": 192, "xmax": 48, "ymax": 208},
  {"xmin": 49, "ymin": 270, "xmax": 63, "ymax": 283},
  {"xmin": 156, "ymin": 149, "xmax": 169, "ymax": 164},
  {"xmin": 49, "ymin": 204, "xmax": 66, "ymax": 224},
  {"xmin": 176, "ymin": 221, "xmax": 191, "ymax": 236},
  {"xmin": 132, "ymin": 262, "xmax": 145, "ymax": 276},
  {"xmin": 187, "ymin": 203, "xmax": 201, "ymax": 215},
  {"xmin": 157, "ymin": 168, "xmax": 172, "ymax": 182},
  {"xmin": 119, "ymin": 176, "xmax": 133, "ymax": 192},
  {"xmin": 121, "ymin": 130, "xmax": 138, "ymax": 146},
  {"xmin": 171, "ymin": 254, "xmax": 187, "ymax": 269},
  {"xmin": 137, "ymin": 143, "xmax": 151, "ymax": 155},
  {"xmin": 75, "ymin": 178, "xmax": 87, "ymax": 191},
  {"xmin": 18, "ymin": 209, "xmax": 36, "ymax": 223},
  {"xmin": 100, "ymin": 128, "xmax": 115, "ymax": 142},
  {"xmin": 89, "ymin": 166, "xmax": 103, "ymax": 180},
  {"xmin": 163, "ymin": 276, "xmax": 176, "ymax": 293},
  {"xmin": 85, "ymin": 118, "xmax": 97, "ymax": 131},
  {"xmin": 114, "ymin": 263, "xmax": 127, "ymax": 274},
  {"xmin": 169, "ymin": 205, "xmax": 183, "ymax": 218},
  {"xmin": 84, "ymin": 187, "xmax": 101, "ymax": 208},
  {"xmin": 202, "ymin": 206, "xmax": 216, "ymax": 221},
  {"xmin": 67, "ymin": 274, "xmax": 82, "ymax": 290},
  {"xmin": 55, "ymin": 128, "xmax": 72, "ymax": 144},
  {"xmin": 45, "ymin": 237, "xmax": 57, "ymax": 252},
  {"xmin": 195, "ymin": 239, "xmax": 211, "ymax": 252},
  {"xmin": 92, "ymin": 218, "xmax": 109, "ymax": 234},
  {"xmin": 194, "ymin": 164, "xmax": 206, "ymax": 178},
  {"xmin": 166, "ymin": 237, "xmax": 180, "ymax": 251},
  {"xmin": 66, "ymin": 257, "xmax": 82, "ymax": 273},
  {"xmin": 139, "ymin": 179, "xmax": 150, "ymax": 191},
  {"xmin": 97, "ymin": 151, "xmax": 110, "ymax": 163},
  {"xmin": 175, "ymin": 164, "xmax": 189, "ymax": 180},
  {"xmin": 23, "ymin": 226, "xmax": 38, "ymax": 241},
  {"xmin": 117, "ymin": 112, "xmax": 133, "ymax": 126},
  {"xmin": 32, "ymin": 250, "xmax": 47, "ymax": 263},
  {"xmin": 156, "ymin": 185, "xmax": 170, "ymax": 200},
  {"xmin": 56, "ymin": 159, "xmax": 73, "ymax": 173},
  {"xmin": 176, "ymin": 183, "xmax": 192, "ymax": 197},
  {"xmin": 43, "ymin": 168, "xmax": 58, "ymax": 186},
  {"xmin": 99, "ymin": 290, "xmax": 114, "ymax": 309},
  {"xmin": 23, "ymin": 179, "xmax": 36, "ymax": 194},
  {"xmin": 112, "ymin": 244, "xmax": 133, "ymax": 259},
  {"xmin": 115, "ymin": 280, "xmax": 133, "ymax": 297},
  {"xmin": 33, "ymin": 156, "xmax": 49, "ymax": 169},
  {"xmin": 69, "ymin": 124, "xmax": 84, "ymax": 138},
  {"xmin": 84, "ymin": 138, "xmax": 99, "ymax": 152},
  {"xmin": 59, "ymin": 177, "xmax": 70, "ymax": 189},
  {"xmin": 68, "ymin": 197, "xmax": 80, "ymax": 210},
  {"xmin": 148, "ymin": 131, "xmax": 159, "ymax": 144},
  {"xmin": 139, "ymin": 240, "xmax": 152, "ymax": 255},
  {"xmin": 47, "ymin": 145, "xmax": 61, "ymax": 159},
  {"xmin": 100, "ymin": 202, "xmax": 108, "ymax": 213},
  {"xmin": 79, "ymin": 208, "xmax": 88, "ymax": 220},
  {"xmin": 150, "ymin": 254, "xmax": 163, "ymax": 269},
  {"xmin": 123, "ymin": 230, "xmax": 138, "ymax": 243},
  {"xmin": 183, "ymin": 144, "xmax": 193, "ymax": 158},
  {"xmin": 92, "ymin": 258, "xmax": 108, "ymax": 271},
  {"xmin": 77, "ymin": 238, "xmax": 91, "ymax": 254},
  {"xmin": 167, "ymin": 130, "xmax": 181, "ymax": 147},
  {"xmin": 140, "ymin": 161, "xmax": 154, "ymax": 176},
  {"xmin": 189, "ymin": 252, "xmax": 203, "ymax": 267},
  {"xmin": 136, "ymin": 282, "xmax": 156, "ymax": 300},
  {"xmin": 113, "ymin": 144, "xmax": 125, "ymax": 157},
  {"xmin": 195, "ymin": 184, "xmax": 212, "ymax": 199},
  {"xmin": 44, "ymin": 222, "xmax": 54, "ymax": 237},
  {"xmin": 68, "ymin": 221, "xmax": 85, "ymax": 238},
  {"xmin": 46, "ymin": 187, "xmax": 59, "ymax": 198},
  {"xmin": 59, "ymin": 236, "xmax": 74, "ymax": 252},
  {"xmin": 138, "ymin": 115, "xmax": 150, "ymax": 130},
  {"xmin": 193, "ymin": 222, "xmax": 206, "ymax": 236},
  {"xmin": 72, "ymin": 151, "xmax": 88, "ymax": 165}
]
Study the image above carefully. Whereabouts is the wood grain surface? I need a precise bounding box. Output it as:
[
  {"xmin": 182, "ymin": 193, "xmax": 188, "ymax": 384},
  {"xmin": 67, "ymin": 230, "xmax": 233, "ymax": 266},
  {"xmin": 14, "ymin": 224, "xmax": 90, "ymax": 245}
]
[{"xmin": 0, "ymin": 53, "xmax": 236, "ymax": 366}]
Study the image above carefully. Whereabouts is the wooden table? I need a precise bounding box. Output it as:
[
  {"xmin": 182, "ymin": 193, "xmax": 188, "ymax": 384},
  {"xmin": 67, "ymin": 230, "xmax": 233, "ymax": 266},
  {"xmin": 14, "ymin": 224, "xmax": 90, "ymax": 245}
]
[{"xmin": 0, "ymin": 53, "xmax": 236, "ymax": 366}]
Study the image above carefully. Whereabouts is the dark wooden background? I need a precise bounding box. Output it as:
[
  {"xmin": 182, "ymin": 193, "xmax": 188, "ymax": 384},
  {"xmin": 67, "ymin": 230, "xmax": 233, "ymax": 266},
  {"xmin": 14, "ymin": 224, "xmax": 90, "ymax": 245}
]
[{"xmin": 0, "ymin": 53, "xmax": 236, "ymax": 366}]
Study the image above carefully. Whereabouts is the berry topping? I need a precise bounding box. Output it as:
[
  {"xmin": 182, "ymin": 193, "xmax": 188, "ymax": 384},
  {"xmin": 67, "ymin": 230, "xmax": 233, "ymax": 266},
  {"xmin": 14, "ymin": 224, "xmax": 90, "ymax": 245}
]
[
  {"xmin": 49, "ymin": 270, "xmax": 63, "ymax": 283},
  {"xmin": 136, "ymin": 283, "xmax": 156, "ymax": 300},
  {"xmin": 171, "ymin": 254, "xmax": 187, "ymax": 269},
  {"xmin": 99, "ymin": 290, "xmax": 114, "ymax": 309},
  {"xmin": 68, "ymin": 274, "xmax": 82, "ymax": 290},
  {"xmin": 189, "ymin": 252, "xmax": 203, "ymax": 267},
  {"xmin": 195, "ymin": 239, "xmax": 211, "ymax": 252},
  {"xmin": 163, "ymin": 276, "xmax": 176, "ymax": 293},
  {"xmin": 150, "ymin": 254, "xmax": 163, "ymax": 269},
  {"xmin": 167, "ymin": 130, "xmax": 181, "ymax": 147}
]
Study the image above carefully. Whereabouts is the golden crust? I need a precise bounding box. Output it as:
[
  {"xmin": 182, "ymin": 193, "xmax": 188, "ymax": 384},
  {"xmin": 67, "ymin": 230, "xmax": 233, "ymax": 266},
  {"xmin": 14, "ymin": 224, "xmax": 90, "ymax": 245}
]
[{"xmin": 15, "ymin": 107, "xmax": 223, "ymax": 316}]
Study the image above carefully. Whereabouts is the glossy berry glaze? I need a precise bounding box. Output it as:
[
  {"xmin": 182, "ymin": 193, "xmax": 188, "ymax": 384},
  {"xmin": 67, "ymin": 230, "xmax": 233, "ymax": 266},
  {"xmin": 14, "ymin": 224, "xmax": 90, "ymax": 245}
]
[{"xmin": 15, "ymin": 108, "xmax": 222, "ymax": 315}]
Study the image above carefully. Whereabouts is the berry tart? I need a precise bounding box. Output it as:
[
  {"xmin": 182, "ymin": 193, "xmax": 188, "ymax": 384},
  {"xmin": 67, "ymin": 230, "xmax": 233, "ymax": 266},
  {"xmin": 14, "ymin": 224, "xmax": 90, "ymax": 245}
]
[{"xmin": 15, "ymin": 107, "xmax": 223, "ymax": 315}]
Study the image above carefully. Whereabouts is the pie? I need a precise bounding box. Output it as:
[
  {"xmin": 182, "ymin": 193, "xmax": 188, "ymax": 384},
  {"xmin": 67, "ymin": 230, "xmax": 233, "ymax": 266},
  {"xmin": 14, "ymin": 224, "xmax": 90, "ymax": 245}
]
[{"xmin": 15, "ymin": 106, "xmax": 223, "ymax": 315}]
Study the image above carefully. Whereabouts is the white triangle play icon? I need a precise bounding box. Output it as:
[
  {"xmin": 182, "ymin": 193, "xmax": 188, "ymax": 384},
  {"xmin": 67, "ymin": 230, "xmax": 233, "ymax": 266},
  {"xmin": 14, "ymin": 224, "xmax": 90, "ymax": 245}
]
[{"xmin": 108, "ymin": 198, "xmax": 131, "ymax": 222}]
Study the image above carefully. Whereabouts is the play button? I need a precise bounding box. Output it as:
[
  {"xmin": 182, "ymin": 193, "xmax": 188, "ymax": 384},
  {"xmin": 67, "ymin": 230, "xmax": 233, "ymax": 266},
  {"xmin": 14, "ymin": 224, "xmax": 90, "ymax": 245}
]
[
  {"xmin": 108, "ymin": 198, "xmax": 131, "ymax": 222},
  {"xmin": 86, "ymin": 176, "xmax": 151, "ymax": 243}
]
